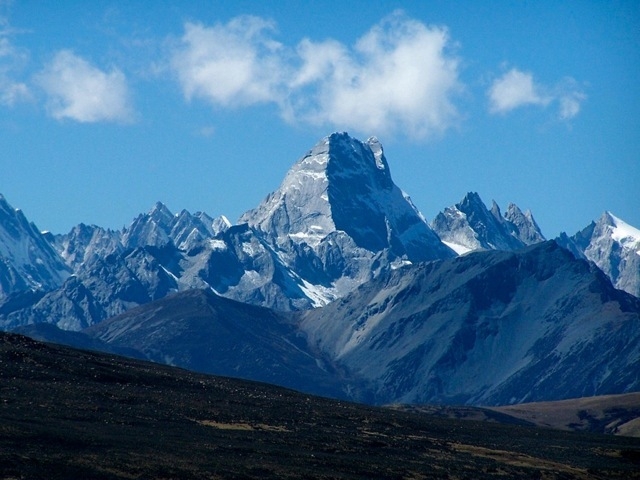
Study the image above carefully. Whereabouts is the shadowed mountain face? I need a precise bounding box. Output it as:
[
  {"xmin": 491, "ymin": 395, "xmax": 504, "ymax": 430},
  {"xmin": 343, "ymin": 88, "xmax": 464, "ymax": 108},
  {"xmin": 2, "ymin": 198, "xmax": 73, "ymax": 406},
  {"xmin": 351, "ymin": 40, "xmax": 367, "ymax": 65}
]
[
  {"xmin": 83, "ymin": 289, "xmax": 348, "ymax": 398},
  {"xmin": 241, "ymin": 133, "xmax": 452, "ymax": 263},
  {"xmin": 298, "ymin": 241, "xmax": 640, "ymax": 405},
  {"xmin": 2, "ymin": 332, "xmax": 639, "ymax": 479}
]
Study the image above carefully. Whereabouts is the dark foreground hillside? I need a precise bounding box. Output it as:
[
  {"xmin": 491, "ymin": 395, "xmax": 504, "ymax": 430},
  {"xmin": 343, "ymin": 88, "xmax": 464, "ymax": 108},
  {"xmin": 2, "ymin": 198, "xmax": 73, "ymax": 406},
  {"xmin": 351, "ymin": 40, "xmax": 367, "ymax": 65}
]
[{"xmin": 1, "ymin": 333, "xmax": 639, "ymax": 479}]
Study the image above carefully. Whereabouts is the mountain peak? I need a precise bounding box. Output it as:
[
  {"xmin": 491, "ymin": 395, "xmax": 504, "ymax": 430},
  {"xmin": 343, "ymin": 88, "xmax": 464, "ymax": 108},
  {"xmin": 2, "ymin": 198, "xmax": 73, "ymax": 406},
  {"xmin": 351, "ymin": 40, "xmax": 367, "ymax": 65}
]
[
  {"xmin": 0, "ymin": 193, "xmax": 11, "ymax": 211},
  {"xmin": 490, "ymin": 200, "xmax": 503, "ymax": 221},
  {"xmin": 149, "ymin": 201, "xmax": 174, "ymax": 224},
  {"xmin": 241, "ymin": 133, "xmax": 451, "ymax": 261},
  {"xmin": 211, "ymin": 215, "xmax": 231, "ymax": 236},
  {"xmin": 598, "ymin": 212, "xmax": 640, "ymax": 251},
  {"xmin": 123, "ymin": 202, "xmax": 175, "ymax": 248},
  {"xmin": 432, "ymin": 193, "xmax": 544, "ymax": 253},
  {"xmin": 557, "ymin": 212, "xmax": 640, "ymax": 297},
  {"xmin": 460, "ymin": 191, "xmax": 480, "ymax": 204},
  {"xmin": 504, "ymin": 202, "xmax": 545, "ymax": 245},
  {"xmin": 237, "ymin": 133, "xmax": 453, "ymax": 300}
]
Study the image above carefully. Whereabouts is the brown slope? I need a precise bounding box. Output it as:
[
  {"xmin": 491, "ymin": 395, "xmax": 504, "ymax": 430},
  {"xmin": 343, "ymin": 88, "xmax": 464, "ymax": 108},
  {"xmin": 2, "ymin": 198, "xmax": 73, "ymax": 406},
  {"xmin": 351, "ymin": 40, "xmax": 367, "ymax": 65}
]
[{"xmin": 490, "ymin": 393, "xmax": 640, "ymax": 437}]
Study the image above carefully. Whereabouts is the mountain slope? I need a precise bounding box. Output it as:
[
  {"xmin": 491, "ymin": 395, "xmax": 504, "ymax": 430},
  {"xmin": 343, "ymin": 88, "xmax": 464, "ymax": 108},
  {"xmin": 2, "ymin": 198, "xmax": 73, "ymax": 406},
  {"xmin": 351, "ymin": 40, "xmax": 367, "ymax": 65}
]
[
  {"xmin": 3, "ymin": 332, "xmax": 639, "ymax": 479},
  {"xmin": 490, "ymin": 392, "xmax": 640, "ymax": 437},
  {"xmin": 84, "ymin": 288, "xmax": 348, "ymax": 397},
  {"xmin": 299, "ymin": 241, "xmax": 640, "ymax": 405}
]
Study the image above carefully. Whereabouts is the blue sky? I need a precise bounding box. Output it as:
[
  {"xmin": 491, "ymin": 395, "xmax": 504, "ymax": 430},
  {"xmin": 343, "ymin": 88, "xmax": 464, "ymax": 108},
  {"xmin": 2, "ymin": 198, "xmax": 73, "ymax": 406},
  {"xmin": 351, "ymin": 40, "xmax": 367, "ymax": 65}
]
[{"xmin": 1, "ymin": 1, "xmax": 638, "ymax": 238}]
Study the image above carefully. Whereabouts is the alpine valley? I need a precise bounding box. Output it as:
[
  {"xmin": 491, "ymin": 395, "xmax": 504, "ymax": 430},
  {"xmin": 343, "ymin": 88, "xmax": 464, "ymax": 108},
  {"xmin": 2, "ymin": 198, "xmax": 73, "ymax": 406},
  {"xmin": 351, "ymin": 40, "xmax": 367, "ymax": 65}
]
[{"xmin": 2, "ymin": 132, "xmax": 640, "ymax": 407}]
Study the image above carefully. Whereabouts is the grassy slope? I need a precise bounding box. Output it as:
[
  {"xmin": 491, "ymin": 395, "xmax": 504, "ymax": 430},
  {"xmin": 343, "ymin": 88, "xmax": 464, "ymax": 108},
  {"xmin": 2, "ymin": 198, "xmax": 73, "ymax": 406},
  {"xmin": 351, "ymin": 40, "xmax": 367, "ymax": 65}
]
[
  {"xmin": 1, "ymin": 332, "xmax": 640, "ymax": 479},
  {"xmin": 489, "ymin": 393, "xmax": 640, "ymax": 437}
]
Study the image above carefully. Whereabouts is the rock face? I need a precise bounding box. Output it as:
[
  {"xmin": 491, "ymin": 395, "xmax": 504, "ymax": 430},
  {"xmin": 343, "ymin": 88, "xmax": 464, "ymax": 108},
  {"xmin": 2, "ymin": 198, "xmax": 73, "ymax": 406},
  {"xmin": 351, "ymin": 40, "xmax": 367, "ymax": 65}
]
[
  {"xmin": 54, "ymin": 223, "xmax": 123, "ymax": 270},
  {"xmin": 240, "ymin": 132, "xmax": 455, "ymax": 304},
  {"xmin": 431, "ymin": 192, "xmax": 545, "ymax": 254},
  {"xmin": 503, "ymin": 203, "xmax": 546, "ymax": 246},
  {"xmin": 557, "ymin": 212, "xmax": 640, "ymax": 298},
  {"xmin": 0, "ymin": 245, "xmax": 181, "ymax": 331}
]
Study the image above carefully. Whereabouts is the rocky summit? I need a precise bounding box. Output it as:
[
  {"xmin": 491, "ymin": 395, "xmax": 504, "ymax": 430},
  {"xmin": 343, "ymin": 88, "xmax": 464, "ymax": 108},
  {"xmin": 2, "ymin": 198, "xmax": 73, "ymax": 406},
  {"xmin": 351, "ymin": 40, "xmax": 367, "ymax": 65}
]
[
  {"xmin": 431, "ymin": 191, "xmax": 545, "ymax": 254},
  {"xmin": 241, "ymin": 132, "xmax": 455, "ymax": 304}
]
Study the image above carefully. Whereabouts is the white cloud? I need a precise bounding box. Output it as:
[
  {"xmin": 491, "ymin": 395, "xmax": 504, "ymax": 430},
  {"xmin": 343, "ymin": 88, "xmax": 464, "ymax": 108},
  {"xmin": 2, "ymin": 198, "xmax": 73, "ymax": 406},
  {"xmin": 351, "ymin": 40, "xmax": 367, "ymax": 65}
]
[
  {"xmin": 488, "ymin": 68, "xmax": 586, "ymax": 120},
  {"xmin": 289, "ymin": 13, "xmax": 461, "ymax": 139},
  {"xmin": 170, "ymin": 12, "xmax": 462, "ymax": 140},
  {"xmin": 488, "ymin": 68, "xmax": 550, "ymax": 114},
  {"xmin": 37, "ymin": 50, "xmax": 133, "ymax": 123},
  {"xmin": 170, "ymin": 16, "xmax": 285, "ymax": 108}
]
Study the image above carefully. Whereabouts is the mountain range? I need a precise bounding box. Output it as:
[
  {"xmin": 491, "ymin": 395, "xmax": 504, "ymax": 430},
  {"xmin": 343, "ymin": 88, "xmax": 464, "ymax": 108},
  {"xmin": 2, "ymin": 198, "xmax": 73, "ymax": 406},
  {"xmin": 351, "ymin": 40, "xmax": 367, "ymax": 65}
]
[{"xmin": 1, "ymin": 132, "xmax": 639, "ymax": 407}]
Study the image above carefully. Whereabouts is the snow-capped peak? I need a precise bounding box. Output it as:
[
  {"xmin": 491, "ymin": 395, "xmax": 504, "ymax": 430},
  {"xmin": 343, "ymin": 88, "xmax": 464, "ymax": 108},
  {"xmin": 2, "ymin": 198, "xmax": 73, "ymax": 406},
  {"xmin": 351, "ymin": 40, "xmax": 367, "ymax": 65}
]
[
  {"xmin": 602, "ymin": 212, "xmax": 640, "ymax": 254},
  {"xmin": 557, "ymin": 211, "xmax": 640, "ymax": 297}
]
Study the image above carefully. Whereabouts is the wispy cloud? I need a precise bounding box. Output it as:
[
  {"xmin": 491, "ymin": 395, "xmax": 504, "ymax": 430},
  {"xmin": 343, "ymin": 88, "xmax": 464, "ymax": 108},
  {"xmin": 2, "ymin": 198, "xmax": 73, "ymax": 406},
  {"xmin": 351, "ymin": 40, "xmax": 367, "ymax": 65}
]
[
  {"xmin": 0, "ymin": 2, "xmax": 32, "ymax": 108},
  {"xmin": 488, "ymin": 67, "xmax": 586, "ymax": 120},
  {"xmin": 196, "ymin": 125, "xmax": 216, "ymax": 138},
  {"xmin": 37, "ymin": 50, "xmax": 133, "ymax": 123},
  {"xmin": 488, "ymin": 68, "xmax": 550, "ymax": 114},
  {"xmin": 0, "ymin": 37, "xmax": 30, "ymax": 106},
  {"xmin": 169, "ymin": 12, "xmax": 462, "ymax": 140},
  {"xmin": 556, "ymin": 78, "xmax": 587, "ymax": 120}
]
